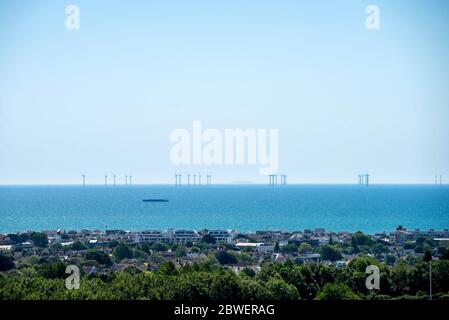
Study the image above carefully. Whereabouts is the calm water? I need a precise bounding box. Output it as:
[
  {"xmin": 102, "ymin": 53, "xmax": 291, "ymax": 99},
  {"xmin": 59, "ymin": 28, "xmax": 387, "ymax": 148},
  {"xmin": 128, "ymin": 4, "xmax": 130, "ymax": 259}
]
[{"xmin": 0, "ymin": 185, "xmax": 448, "ymax": 234}]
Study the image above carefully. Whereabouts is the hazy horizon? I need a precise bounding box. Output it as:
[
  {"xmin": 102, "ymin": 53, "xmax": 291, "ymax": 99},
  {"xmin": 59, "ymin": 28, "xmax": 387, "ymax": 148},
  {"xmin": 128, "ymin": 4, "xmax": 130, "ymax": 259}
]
[{"xmin": 0, "ymin": 182, "xmax": 447, "ymax": 186}]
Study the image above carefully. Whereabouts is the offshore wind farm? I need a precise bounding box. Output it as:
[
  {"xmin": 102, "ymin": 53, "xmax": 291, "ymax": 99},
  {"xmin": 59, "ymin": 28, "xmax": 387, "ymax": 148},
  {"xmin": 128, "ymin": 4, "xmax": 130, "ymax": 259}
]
[{"xmin": 0, "ymin": 182, "xmax": 448, "ymax": 234}]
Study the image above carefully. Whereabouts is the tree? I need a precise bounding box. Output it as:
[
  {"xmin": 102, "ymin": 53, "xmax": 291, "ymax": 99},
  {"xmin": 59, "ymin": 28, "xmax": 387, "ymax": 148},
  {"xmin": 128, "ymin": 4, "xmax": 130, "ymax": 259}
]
[
  {"xmin": 215, "ymin": 251, "xmax": 237, "ymax": 265},
  {"xmin": 139, "ymin": 243, "xmax": 151, "ymax": 253},
  {"xmin": 433, "ymin": 260, "xmax": 449, "ymax": 294},
  {"xmin": 442, "ymin": 248, "xmax": 449, "ymax": 260},
  {"xmin": 423, "ymin": 250, "xmax": 432, "ymax": 262},
  {"xmin": 7, "ymin": 233, "xmax": 29, "ymax": 244},
  {"xmin": 151, "ymin": 242, "xmax": 170, "ymax": 252},
  {"xmin": 239, "ymin": 279, "xmax": 272, "ymax": 300},
  {"xmin": 352, "ymin": 231, "xmax": 374, "ymax": 246},
  {"xmin": 202, "ymin": 234, "xmax": 216, "ymax": 244},
  {"xmin": 315, "ymin": 283, "xmax": 361, "ymax": 300},
  {"xmin": 320, "ymin": 245, "xmax": 342, "ymax": 262},
  {"xmin": 280, "ymin": 243, "xmax": 298, "ymax": 254},
  {"xmin": 30, "ymin": 232, "xmax": 48, "ymax": 248},
  {"xmin": 70, "ymin": 241, "xmax": 87, "ymax": 251},
  {"xmin": 351, "ymin": 236, "xmax": 360, "ymax": 254},
  {"xmin": 38, "ymin": 262, "xmax": 67, "ymax": 279},
  {"xmin": 113, "ymin": 242, "xmax": 133, "ymax": 261},
  {"xmin": 0, "ymin": 254, "xmax": 15, "ymax": 271},
  {"xmin": 158, "ymin": 261, "xmax": 177, "ymax": 276},
  {"xmin": 84, "ymin": 250, "xmax": 112, "ymax": 266},
  {"xmin": 274, "ymin": 242, "xmax": 280, "ymax": 253},
  {"xmin": 348, "ymin": 256, "xmax": 378, "ymax": 272},
  {"xmin": 266, "ymin": 279, "xmax": 299, "ymax": 300},
  {"xmin": 372, "ymin": 243, "xmax": 389, "ymax": 255},
  {"xmin": 298, "ymin": 243, "xmax": 313, "ymax": 254},
  {"xmin": 175, "ymin": 246, "xmax": 187, "ymax": 257}
]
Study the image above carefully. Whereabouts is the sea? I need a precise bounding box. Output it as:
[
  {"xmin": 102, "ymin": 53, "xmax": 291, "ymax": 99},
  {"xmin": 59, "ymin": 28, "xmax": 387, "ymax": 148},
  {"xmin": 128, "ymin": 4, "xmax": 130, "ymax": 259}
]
[{"xmin": 0, "ymin": 185, "xmax": 448, "ymax": 234}]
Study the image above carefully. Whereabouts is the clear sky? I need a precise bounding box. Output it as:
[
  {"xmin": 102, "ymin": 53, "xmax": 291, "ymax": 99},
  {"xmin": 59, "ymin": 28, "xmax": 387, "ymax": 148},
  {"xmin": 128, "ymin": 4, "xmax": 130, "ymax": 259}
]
[{"xmin": 0, "ymin": 0, "xmax": 448, "ymax": 185}]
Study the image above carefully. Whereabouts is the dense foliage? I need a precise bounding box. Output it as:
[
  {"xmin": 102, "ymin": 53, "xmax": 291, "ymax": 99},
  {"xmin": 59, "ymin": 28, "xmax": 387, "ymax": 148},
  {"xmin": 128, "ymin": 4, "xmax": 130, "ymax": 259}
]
[{"xmin": 1, "ymin": 254, "xmax": 449, "ymax": 300}]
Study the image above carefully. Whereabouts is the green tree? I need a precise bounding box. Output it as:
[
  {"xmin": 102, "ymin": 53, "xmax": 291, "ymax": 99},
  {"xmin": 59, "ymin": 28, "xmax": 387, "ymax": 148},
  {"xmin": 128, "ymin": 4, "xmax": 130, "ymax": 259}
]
[
  {"xmin": 240, "ymin": 267, "xmax": 256, "ymax": 278},
  {"xmin": 70, "ymin": 241, "xmax": 88, "ymax": 251},
  {"xmin": 202, "ymin": 234, "xmax": 217, "ymax": 244},
  {"xmin": 347, "ymin": 255, "xmax": 378, "ymax": 272},
  {"xmin": 298, "ymin": 243, "xmax": 313, "ymax": 254},
  {"xmin": 280, "ymin": 243, "xmax": 298, "ymax": 254},
  {"xmin": 38, "ymin": 262, "xmax": 67, "ymax": 279},
  {"xmin": 7, "ymin": 233, "xmax": 29, "ymax": 244},
  {"xmin": 372, "ymin": 243, "xmax": 389, "ymax": 255},
  {"xmin": 266, "ymin": 279, "xmax": 299, "ymax": 300},
  {"xmin": 175, "ymin": 246, "xmax": 187, "ymax": 257},
  {"xmin": 351, "ymin": 236, "xmax": 360, "ymax": 253},
  {"xmin": 239, "ymin": 279, "xmax": 272, "ymax": 299},
  {"xmin": 433, "ymin": 260, "xmax": 449, "ymax": 294},
  {"xmin": 215, "ymin": 251, "xmax": 238, "ymax": 265},
  {"xmin": 84, "ymin": 250, "xmax": 112, "ymax": 266},
  {"xmin": 113, "ymin": 242, "xmax": 133, "ymax": 261},
  {"xmin": 151, "ymin": 242, "xmax": 170, "ymax": 252},
  {"xmin": 30, "ymin": 232, "xmax": 48, "ymax": 248},
  {"xmin": 352, "ymin": 231, "xmax": 374, "ymax": 246},
  {"xmin": 315, "ymin": 283, "xmax": 361, "ymax": 300},
  {"xmin": 320, "ymin": 245, "xmax": 342, "ymax": 262},
  {"xmin": 158, "ymin": 261, "xmax": 177, "ymax": 276}
]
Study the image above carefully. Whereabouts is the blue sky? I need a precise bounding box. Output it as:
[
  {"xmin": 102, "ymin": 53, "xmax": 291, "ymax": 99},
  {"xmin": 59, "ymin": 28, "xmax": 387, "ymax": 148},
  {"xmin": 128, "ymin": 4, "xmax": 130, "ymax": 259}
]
[{"xmin": 0, "ymin": 0, "xmax": 448, "ymax": 184}]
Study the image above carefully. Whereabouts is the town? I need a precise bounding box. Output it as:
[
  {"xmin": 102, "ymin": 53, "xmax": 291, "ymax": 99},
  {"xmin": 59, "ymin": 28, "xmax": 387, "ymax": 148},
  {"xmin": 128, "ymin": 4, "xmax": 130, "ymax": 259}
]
[
  {"xmin": 1, "ymin": 226, "xmax": 448, "ymax": 275},
  {"xmin": 2, "ymin": 225, "xmax": 449, "ymax": 300}
]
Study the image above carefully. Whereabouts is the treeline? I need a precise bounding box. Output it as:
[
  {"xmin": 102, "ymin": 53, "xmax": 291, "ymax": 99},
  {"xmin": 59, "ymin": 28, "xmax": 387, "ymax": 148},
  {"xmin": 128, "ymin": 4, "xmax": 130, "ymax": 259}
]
[{"xmin": 1, "ymin": 254, "xmax": 449, "ymax": 300}]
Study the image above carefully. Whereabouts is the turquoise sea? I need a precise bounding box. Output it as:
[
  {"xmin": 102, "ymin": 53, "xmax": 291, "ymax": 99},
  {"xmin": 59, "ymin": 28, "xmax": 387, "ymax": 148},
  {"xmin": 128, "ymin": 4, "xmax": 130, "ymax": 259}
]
[{"xmin": 0, "ymin": 185, "xmax": 448, "ymax": 234}]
